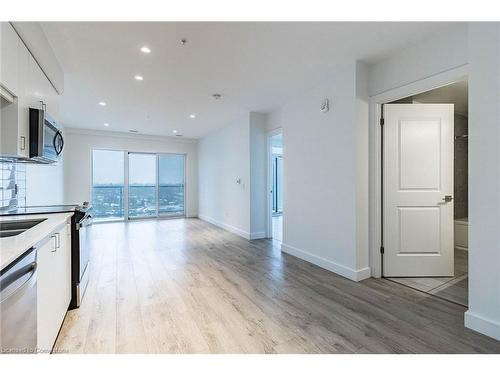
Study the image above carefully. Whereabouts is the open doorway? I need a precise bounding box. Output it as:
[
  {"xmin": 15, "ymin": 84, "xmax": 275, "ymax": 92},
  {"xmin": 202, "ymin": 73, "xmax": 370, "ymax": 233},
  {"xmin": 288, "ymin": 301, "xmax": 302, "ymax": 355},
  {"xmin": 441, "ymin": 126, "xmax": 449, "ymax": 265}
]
[
  {"xmin": 268, "ymin": 131, "xmax": 283, "ymax": 242},
  {"xmin": 382, "ymin": 80, "xmax": 468, "ymax": 307}
]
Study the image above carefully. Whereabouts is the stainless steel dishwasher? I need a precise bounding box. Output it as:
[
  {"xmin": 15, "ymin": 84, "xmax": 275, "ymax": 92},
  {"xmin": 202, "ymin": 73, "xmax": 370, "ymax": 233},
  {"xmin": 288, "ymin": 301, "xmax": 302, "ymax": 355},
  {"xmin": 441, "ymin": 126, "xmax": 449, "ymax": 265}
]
[{"xmin": 0, "ymin": 247, "xmax": 37, "ymax": 354}]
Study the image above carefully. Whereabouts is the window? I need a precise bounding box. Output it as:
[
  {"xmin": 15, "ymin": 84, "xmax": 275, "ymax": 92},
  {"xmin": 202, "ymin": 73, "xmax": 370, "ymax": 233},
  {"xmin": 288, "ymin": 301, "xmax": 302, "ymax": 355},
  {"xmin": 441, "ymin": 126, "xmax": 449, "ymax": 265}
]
[
  {"xmin": 92, "ymin": 150, "xmax": 125, "ymax": 220},
  {"xmin": 272, "ymin": 155, "xmax": 283, "ymax": 214},
  {"xmin": 159, "ymin": 154, "xmax": 185, "ymax": 216},
  {"xmin": 128, "ymin": 153, "xmax": 157, "ymax": 218},
  {"xmin": 91, "ymin": 149, "xmax": 186, "ymax": 221}
]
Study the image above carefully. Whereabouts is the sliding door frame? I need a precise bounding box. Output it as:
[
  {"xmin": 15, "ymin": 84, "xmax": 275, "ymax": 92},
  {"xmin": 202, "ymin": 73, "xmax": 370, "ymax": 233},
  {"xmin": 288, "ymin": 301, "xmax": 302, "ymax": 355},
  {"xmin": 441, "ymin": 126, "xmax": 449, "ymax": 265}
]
[{"xmin": 91, "ymin": 148, "xmax": 187, "ymax": 222}]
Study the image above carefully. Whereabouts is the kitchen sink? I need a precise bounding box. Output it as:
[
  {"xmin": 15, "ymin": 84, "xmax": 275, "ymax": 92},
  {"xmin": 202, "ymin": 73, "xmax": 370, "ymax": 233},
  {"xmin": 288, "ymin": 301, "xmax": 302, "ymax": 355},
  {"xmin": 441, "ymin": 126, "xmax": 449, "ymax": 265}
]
[{"xmin": 0, "ymin": 219, "xmax": 46, "ymax": 238}]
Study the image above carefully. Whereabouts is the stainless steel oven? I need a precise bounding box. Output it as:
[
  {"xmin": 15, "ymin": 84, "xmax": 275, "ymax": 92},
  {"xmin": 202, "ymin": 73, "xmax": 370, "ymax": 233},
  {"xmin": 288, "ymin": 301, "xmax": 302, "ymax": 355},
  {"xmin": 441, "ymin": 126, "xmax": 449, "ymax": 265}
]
[
  {"xmin": 69, "ymin": 204, "xmax": 92, "ymax": 309},
  {"xmin": 0, "ymin": 247, "xmax": 37, "ymax": 354},
  {"xmin": 29, "ymin": 108, "xmax": 64, "ymax": 163}
]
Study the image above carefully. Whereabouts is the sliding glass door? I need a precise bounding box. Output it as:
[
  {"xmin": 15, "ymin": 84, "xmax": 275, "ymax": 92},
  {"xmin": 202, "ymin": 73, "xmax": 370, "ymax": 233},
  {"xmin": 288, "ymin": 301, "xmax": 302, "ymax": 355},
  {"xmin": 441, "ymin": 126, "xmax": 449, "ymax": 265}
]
[
  {"xmin": 91, "ymin": 150, "xmax": 125, "ymax": 220},
  {"xmin": 91, "ymin": 149, "xmax": 186, "ymax": 221},
  {"xmin": 128, "ymin": 153, "xmax": 157, "ymax": 219},
  {"xmin": 158, "ymin": 154, "xmax": 185, "ymax": 216}
]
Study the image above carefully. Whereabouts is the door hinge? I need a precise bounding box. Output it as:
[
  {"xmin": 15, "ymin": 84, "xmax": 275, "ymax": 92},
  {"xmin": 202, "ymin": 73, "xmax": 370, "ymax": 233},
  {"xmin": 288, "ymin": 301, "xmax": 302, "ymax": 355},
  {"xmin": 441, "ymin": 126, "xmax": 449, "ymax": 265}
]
[
  {"xmin": 380, "ymin": 246, "xmax": 384, "ymax": 254},
  {"xmin": 380, "ymin": 118, "xmax": 384, "ymax": 126}
]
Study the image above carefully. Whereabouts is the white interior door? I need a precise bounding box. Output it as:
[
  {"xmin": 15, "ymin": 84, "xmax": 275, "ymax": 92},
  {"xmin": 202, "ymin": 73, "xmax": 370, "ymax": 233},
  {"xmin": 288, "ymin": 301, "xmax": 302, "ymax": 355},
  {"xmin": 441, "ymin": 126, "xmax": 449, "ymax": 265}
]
[{"xmin": 383, "ymin": 104, "xmax": 454, "ymax": 277}]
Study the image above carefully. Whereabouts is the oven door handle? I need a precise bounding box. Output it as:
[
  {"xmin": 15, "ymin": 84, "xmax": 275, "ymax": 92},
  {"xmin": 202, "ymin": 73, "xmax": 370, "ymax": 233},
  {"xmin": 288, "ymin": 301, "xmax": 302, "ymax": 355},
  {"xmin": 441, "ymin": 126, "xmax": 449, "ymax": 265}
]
[{"xmin": 76, "ymin": 214, "xmax": 92, "ymax": 230}]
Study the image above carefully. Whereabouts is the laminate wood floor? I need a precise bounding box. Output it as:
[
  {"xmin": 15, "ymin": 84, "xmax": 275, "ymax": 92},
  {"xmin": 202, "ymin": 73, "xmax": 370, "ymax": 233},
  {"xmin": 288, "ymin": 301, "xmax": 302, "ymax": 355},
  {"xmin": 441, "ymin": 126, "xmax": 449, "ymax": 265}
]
[
  {"xmin": 387, "ymin": 249, "xmax": 468, "ymax": 306},
  {"xmin": 54, "ymin": 219, "xmax": 500, "ymax": 354},
  {"xmin": 272, "ymin": 215, "xmax": 282, "ymax": 242}
]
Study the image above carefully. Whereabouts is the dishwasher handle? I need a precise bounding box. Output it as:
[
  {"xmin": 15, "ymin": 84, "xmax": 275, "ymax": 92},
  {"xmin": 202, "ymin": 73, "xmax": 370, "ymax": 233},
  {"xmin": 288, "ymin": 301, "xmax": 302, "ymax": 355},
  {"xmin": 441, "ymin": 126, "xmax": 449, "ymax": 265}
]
[{"xmin": 0, "ymin": 261, "xmax": 37, "ymax": 303}]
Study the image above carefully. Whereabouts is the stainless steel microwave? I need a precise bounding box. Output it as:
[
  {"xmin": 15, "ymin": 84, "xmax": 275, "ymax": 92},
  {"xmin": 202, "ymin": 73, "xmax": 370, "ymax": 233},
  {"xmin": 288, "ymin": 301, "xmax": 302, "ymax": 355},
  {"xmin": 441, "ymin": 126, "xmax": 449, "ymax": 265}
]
[{"xmin": 29, "ymin": 108, "xmax": 64, "ymax": 163}]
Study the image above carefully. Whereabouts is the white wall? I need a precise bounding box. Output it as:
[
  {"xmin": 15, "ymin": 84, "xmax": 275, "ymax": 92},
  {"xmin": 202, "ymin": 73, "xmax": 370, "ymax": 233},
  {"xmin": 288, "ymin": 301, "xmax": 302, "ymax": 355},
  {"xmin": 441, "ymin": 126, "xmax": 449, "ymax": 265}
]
[
  {"xmin": 198, "ymin": 115, "xmax": 251, "ymax": 237},
  {"xmin": 274, "ymin": 61, "xmax": 370, "ymax": 281},
  {"xmin": 368, "ymin": 24, "xmax": 468, "ymax": 96},
  {"xmin": 63, "ymin": 128, "xmax": 198, "ymax": 217},
  {"xmin": 464, "ymin": 23, "xmax": 500, "ymax": 341},
  {"xmin": 355, "ymin": 62, "xmax": 369, "ymax": 271},
  {"xmin": 249, "ymin": 112, "xmax": 268, "ymax": 238},
  {"xmin": 198, "ymin": 112, "xmax": 268, "ymax": 240},
  {"xmin": 265, "ymin": 108, "xmax": 283, "ymax": 132}
]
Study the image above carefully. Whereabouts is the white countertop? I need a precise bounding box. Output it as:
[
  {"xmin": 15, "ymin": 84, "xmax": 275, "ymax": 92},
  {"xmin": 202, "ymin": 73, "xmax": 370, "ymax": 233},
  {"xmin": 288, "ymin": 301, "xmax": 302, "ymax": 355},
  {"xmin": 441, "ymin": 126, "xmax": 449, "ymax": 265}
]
[{"xmin": 0, "ymin": 212, "xmax": 74, "ymax": 271}]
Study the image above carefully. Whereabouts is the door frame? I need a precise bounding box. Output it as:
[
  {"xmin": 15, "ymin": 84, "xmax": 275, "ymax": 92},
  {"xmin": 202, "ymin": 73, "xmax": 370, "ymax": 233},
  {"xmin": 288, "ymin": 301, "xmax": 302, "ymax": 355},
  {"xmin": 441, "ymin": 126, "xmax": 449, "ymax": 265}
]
[
  {"xmin": 266, "ymin": 128, "xmax": 283, "ymax": 238},
  {"xmin": 369, "ymin": 64, "xmax": 468, "ymax": 278}
]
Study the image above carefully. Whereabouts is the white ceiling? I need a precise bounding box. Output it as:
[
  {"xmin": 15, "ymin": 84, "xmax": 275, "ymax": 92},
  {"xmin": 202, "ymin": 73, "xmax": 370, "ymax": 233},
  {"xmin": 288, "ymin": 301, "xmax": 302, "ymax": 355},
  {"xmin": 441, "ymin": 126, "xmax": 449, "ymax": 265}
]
[{"xmin": 41, "ymin": 22, "xmax": 463, "ymax": 138}]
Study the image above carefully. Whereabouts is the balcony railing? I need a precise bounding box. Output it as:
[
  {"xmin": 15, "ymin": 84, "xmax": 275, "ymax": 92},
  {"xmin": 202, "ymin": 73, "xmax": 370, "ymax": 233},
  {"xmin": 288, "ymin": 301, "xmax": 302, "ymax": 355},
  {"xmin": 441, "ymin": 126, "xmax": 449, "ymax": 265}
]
[
  {"xmin": 92, "ymin": 185, "xmax": 125, "ymax": 219},
  {"xmin": 92, "ymin": 184, "xmax": 184, "ymax": 219}
]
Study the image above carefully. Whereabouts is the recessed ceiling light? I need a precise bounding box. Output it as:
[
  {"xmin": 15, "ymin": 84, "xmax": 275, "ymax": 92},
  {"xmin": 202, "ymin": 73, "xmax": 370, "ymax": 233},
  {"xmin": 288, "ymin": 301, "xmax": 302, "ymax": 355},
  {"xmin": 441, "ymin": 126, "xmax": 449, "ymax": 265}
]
[
  {"xmin": 103, "ymin": 123, "xmax": 109, "ymax": 127},
  {"xmin": 172, "ymin": 130, "xmax": 178, "ymax": 134},
  {"xmin": 98, "ymin": 101, "xmax": 107, "ymax": 106},
  {"xmin": 212, "ymin": 93, "xmax": 222, "ymax": 100},
  {"xmin": 134, "ymin": 75, "xmax": 144, "ymax": 81},
  {"xmin": 189, "ymin": 114, "xmax": 196, "ymax": 119},
  {"xmin": 140, "ymin": 46, "xmax": 151, "ymax": 54},
  {"xmin": 129, "ymin": 129, "xmax": 138, "ymax": 133}
]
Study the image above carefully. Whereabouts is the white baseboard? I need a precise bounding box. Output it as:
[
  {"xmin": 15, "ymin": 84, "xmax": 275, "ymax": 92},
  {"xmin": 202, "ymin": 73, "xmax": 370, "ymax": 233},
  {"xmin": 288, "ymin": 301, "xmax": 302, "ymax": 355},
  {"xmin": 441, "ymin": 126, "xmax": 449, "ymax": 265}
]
[
  {"xmin": 198, "ymin": 214, "xmax": 251, "ymax": 240},
  {"xmin": 465, "ymin": 310, "xmax": 500, "ymax": 341},
  {"xmin": 281, "ymin": 243, "xmax": 371, "ymax": 282}
]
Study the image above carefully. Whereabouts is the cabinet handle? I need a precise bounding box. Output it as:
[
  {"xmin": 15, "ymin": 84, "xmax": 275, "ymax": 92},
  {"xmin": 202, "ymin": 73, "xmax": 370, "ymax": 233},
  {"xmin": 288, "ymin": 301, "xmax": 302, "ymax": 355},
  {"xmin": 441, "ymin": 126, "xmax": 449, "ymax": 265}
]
[
  {"xmin": 56, "ymin": 232, "xmax": 61, "ymax": 249},
  {"xmin": 50, "ymin": 234, "xmax": 57, "ymax": 252},
  {"xmin": 20, "ymin": 136, "xmax": 26, "ymax": 150}
]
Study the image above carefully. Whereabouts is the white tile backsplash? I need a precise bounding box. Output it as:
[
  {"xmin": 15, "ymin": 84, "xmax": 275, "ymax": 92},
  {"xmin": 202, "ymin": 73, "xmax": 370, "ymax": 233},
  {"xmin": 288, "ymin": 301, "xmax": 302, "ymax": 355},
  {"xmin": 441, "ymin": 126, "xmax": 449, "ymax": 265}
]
[{"xmin": 0, "ymin": 161, "xmax": 26, "ymax": 211}]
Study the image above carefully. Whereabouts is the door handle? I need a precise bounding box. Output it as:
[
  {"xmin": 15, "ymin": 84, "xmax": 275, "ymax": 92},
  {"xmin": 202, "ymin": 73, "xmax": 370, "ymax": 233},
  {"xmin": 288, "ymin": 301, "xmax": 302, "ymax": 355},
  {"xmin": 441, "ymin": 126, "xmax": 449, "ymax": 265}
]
[{"xmin": 442, "ymin": 195, "xmax": 453, "ymax": 203}]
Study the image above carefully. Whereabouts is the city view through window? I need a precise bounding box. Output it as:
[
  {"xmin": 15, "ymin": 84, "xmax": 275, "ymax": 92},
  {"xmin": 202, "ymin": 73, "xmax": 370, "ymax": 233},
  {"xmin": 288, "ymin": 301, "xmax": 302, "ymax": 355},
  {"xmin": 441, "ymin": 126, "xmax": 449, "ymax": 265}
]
[{"xmin": 92, "ymin": 150, "xmax": 185, "ymax": 220}]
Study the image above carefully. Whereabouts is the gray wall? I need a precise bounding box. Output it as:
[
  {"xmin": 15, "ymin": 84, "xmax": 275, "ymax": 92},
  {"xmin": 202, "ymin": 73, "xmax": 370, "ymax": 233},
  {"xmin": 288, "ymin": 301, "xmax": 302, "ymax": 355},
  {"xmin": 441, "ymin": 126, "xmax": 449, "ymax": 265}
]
[{"xmin": 454, "ymin": 114, "xmax": 468, "ymax": 219}]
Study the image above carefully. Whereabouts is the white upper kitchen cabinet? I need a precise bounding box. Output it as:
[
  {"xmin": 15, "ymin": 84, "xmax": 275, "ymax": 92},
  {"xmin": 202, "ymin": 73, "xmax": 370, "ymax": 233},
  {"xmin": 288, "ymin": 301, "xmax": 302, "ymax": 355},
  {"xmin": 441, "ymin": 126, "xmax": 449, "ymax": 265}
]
[
  {"xmin": 0, "ymin": 31, "xmax": 32, "ymax": 159},
  {"xmin": 15, "ymin": 38, "xmax": 31, "ymax": 158},
  {"xmin": 0, "ymin": 22, "xmax": 60, "ymax": 159},
  {"xmin": 0, "ymin": 23, "xmax": 19, "ymax": 95},
  {"xmin": 32, "ymin": 55, "xmax": 59, "ymax": 121}
]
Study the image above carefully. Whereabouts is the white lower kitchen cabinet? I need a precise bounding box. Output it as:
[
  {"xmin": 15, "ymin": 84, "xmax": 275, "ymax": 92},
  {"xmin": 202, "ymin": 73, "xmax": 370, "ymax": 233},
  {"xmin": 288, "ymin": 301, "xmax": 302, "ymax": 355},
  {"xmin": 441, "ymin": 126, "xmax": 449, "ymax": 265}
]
[{"xmin": 36, "ymin": 220, "xmax": 72, "ymax": 352}]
